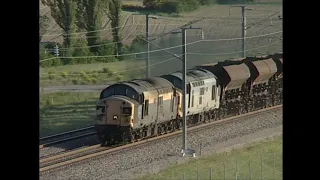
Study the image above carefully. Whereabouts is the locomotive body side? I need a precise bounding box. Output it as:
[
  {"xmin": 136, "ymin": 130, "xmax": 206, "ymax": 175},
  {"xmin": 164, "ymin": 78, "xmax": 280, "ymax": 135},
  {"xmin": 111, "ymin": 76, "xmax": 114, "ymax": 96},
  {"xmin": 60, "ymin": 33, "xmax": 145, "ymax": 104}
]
[
  {"xmin": 162, "ymin": 68, "xmax": 220, "ymax": 123},
  {"xmin": 131, "ymin": 77, "xmax": 178, "ymax": 130}
]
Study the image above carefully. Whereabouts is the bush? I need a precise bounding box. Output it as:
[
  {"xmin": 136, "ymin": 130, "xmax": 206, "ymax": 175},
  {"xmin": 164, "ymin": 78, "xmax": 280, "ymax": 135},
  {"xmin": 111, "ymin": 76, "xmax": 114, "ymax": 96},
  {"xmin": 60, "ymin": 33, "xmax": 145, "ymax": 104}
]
[
  {"xmin": 102, "ymin": 68, "xmax": 114, "ymax": 77},
  {"xmin": 96, "ymin": 40, "xmax": 118, "ymax": 63},
  {"xmin": 71, "ymin": 79, "xmax": 79, "ymax": 85},
  {"xmin": 48, "ymin": 74, "xmax": 56, "ymax": 80},
  {"xmin": 216, "ymin": 0, "xmax": 254, "ymax": 4},
  {"xmin": 40, "ymin": 52, "xmax": 61, "ymax": 67},
  {"xmin": 84, "ymin": 76, "xmax": 91, "ymax": 82},
  {"xmin": 91, "ymin": 78, "xmax": 97, "ymax": 84},
  {"xmin": 122, "ymin": 4, "xmax": 154, "ymax": 11},
  {"xmin": 92, "ymin": 71, "xmax": 99, "ymax": 78},
  {"xmin": 115, "ymin": 75, "xmax": 122, "ymax": 81},
  {"xmin": 102, "ymin": 68, "xmax": 111, "ymax": 73},
  {"xmin": 142, "ymin": 0, "xmax": 201, "ymax": 14},
  {"xmin": 80, "ymin": 71, "xmax": 87, "ymax": 78},
  {"xmin": 160, "ymin": 1, "xmax": 181, "ymax": 13},
  {"xmin": 61, "ymin": 72, "xmax": 68, "ymax": 79}
]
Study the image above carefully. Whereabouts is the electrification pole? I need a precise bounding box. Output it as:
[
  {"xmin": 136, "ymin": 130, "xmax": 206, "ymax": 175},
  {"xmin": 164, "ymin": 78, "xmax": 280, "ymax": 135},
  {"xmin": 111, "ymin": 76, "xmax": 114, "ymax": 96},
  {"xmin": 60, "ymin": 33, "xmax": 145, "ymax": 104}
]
[
  {"xmin": 133, "ymin": 13, "xmax": 158, "ymax": 78},
  {"xmin": 231, "ymin": 5, "xmax": 252, "ymax": 58},
  {"xmin": 173, "ymin": 27, "xmax": 203, "ymax": 157}
]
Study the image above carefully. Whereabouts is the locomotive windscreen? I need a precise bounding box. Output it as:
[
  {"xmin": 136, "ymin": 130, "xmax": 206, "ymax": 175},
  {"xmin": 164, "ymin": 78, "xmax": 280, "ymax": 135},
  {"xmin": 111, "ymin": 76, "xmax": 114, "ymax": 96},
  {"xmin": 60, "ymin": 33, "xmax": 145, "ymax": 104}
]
[{"xmin": 122, "ymin": 107, "xmax": 132, "ymax": 115}]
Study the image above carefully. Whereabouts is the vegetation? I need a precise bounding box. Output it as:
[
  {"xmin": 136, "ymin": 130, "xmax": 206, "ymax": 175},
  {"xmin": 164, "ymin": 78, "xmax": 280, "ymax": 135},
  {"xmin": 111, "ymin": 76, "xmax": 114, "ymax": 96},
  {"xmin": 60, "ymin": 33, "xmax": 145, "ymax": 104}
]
[
  {"xmin": 40, "ymin": 0, "xmax": 127, "ymax": 67},
  {"xmin": 138, "ymin": 135, "xmax": 282, "ymax": 180},
  {"xmin": 40, "ymin": 92, "xmax": 99, "ymax": 137},
  {"xmin": 39, "ymin": 0, "xmax": 261, "ymax": 66},
  {"xmin": 40, "ymin": 0, "xmax": 281, "ymax": 74},
  {"xmin": 39, "ymin": 15, "xmax": 51, "ymax": 42}
]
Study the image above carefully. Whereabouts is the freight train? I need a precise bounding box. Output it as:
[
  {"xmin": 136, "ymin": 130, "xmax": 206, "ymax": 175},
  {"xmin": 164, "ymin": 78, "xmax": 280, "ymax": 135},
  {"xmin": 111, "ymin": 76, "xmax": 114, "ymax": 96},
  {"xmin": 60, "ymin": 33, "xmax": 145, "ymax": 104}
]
[{"xmin": 94, "ymin": 53, "xmax": 283, "ymax": 145}]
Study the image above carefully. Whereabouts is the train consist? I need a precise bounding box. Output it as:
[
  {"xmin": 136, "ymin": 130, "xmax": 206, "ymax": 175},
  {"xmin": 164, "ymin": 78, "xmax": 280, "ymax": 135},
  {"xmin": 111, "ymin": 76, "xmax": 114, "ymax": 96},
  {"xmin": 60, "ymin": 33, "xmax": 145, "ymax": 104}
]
[{"xmin": 94, "ymin": 53, "xmax": 283, "ymax": 145}]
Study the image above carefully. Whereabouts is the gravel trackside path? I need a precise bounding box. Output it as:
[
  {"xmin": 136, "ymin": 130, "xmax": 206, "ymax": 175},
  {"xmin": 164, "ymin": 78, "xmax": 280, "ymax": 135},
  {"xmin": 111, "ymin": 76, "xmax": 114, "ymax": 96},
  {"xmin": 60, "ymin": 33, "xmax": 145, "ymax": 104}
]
[{"xmin": 40, "ymin": 108, "xmax": 282, "ymax": 180}]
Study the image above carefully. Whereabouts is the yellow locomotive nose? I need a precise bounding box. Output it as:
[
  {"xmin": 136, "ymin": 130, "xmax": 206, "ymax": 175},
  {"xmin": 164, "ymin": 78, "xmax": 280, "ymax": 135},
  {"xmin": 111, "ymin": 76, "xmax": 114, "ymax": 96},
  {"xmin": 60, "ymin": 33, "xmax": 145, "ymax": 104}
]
[{"xmin": 95, "ymin": 97, "xmax": 135, "ymax": 126}]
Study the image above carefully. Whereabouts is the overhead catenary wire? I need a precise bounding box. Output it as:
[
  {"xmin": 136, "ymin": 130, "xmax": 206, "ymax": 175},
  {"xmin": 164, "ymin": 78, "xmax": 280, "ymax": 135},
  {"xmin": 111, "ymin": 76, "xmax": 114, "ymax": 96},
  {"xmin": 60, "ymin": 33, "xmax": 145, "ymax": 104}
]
[
  {"xmin": 40, "ymin": 40, "xmax": 281, "ymax": 77},
  {"xmin": 41, "ymin": 17, "xmax": 282, "ymax": 48},
  {"xmin": 188, "ymin": 40, "xmax": 281, "ymax": 56},
  {"xmin": 40, "ymin": 41, "xmax": 249, "ymax": 74},
  {"xmin": 41, "ymin": 25, "xmax": 249, "ymax": 51},
  {"xmin": 40, "ymin": 30, "xmax": 282, "ymax": 62}
]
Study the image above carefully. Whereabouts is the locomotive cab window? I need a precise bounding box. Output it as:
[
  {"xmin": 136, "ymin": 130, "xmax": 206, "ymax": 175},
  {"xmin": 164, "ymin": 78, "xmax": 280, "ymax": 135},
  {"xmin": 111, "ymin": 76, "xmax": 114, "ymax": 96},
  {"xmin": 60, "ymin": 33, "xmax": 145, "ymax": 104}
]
[
  {"xmin": 122, "ymin": 107, "xmax": 132, "ymax": 115},
  {"xmin": 212, "ymin": 85, "xmax": 216, "ymax": 100},
  {"xmin": 96, "ymin": 106, "xmax": 105, "ymax": 114},
  {"xmin": 144, "ymin": 100, "xmax": 149, "ymax": 116},
  {"xmin": 159, "ymin": 97, "xmax": 163, "ymax": 105},
  {"xmin": 200, "ymin": 87, "xmax": 205, "ymax": 95},
  {"xmin": 191, "ymin": 90, "xmax": 194, "ymax": 107}
]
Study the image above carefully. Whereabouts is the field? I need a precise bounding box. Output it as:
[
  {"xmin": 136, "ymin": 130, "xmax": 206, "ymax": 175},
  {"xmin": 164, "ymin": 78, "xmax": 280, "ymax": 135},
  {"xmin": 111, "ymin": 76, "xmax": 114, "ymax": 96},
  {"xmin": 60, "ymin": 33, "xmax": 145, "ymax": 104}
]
[
  {"xmin": 40, "ymin": 59, "xmax": 146, "ymax": 87},
  {"xmin": 137, "ymin": 135, "xmax": 283, "ymax": 180},
  {"xmin": 39, "ymin": 92, "xmax": 99, "ymax": 137},
  {"xmin": 40, "ymin": 1, "xmax": 282, "ymax": 44},
  {"xmin": 40, "ymin": 1, "xmax": 282, "ymax": 87}
]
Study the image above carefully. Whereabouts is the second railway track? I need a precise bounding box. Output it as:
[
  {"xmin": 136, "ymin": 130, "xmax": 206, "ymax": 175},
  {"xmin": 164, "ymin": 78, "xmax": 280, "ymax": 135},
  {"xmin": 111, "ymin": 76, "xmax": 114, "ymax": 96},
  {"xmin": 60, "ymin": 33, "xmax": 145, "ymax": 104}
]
[
  {"xmin": 39, "ymin": 105, "xmax": 282, "ymax": 174},
  {"xmin": 39, "ymin": 126, "xmax": 96, "ymax": 149}
]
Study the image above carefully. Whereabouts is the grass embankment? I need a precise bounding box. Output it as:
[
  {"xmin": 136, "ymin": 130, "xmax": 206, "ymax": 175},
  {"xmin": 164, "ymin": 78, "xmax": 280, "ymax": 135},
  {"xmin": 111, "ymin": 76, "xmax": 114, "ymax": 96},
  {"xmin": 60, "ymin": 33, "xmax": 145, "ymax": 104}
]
[
  {"xmin": 40, "ymin": 92, "xmax": 100, "ymax": 137},
  {"xmin": 138, "ymin": 136, "xmax": 282, "ymax": 180},
  {"xmin": 40, "ymin": 60, "xmax": 146, "ymax": 87}
]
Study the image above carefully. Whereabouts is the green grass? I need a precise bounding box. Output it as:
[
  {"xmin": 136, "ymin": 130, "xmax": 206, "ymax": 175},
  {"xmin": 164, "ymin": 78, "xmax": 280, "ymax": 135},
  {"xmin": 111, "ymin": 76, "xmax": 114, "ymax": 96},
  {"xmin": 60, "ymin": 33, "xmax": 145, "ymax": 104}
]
[
  {"xmin": 39, "ymin": 92, "xmax": 99, "ymax": 137},
  {"xmin": 138, "ymin": 136, "xmax": 282, "ymax": 180},
  {"xmin": 40, "ymin": 60, "xmax": 146, "ymax": 87}
]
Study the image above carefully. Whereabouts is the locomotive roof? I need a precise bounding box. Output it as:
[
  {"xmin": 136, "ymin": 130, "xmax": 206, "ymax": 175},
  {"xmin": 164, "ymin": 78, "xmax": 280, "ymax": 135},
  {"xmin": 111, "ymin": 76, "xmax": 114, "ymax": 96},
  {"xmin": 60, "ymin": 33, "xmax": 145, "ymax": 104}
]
[
  {"xmin": 100, "ymin": 77, "xmax": 174, "ymax": 102},
  {"xmin": 162, "ymin": 68, "xmax": 216, "ymax": 83},
  {"xmin": 124, "ymin": 77, "xmax": 173, "ymax": 93}
]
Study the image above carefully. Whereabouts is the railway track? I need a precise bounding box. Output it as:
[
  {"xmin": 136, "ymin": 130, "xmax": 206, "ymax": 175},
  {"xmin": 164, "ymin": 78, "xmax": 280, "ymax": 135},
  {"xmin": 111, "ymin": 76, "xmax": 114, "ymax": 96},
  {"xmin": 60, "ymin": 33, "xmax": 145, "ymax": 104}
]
[
  {"xmin": 39, "ymin": 126, "xmax": 96, "ymax": 149},
  {"xmin": 39, "ymin": 105, "xmax": 282, "ymax": 174}
]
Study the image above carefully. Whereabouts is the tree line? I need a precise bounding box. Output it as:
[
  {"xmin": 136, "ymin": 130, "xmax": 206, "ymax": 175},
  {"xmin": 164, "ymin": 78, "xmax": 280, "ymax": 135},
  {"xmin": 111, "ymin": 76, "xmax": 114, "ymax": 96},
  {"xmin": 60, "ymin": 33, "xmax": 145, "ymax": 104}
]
[
  {"xmin": 40, "ymin": 0, "xmax": 124, "ymax": 67},
  {"xmin": 40, "ymin": 0, "xmax": 255, "ymax": 67}
]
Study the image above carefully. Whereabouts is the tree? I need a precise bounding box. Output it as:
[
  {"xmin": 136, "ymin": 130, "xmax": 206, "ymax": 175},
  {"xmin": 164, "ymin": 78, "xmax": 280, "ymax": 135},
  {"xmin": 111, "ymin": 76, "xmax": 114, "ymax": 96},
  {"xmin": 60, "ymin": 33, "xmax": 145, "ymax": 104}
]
[
  {"xmin": 39, "ymin": 15, "xmax": 51, "ymax": 43},
  {"xmin": 106, "ymin": 0, "xmax": 123, "ymax": 60},
  {"xmin": 41, "ymin": 0, "xmax": 77, "ymax": 57},
  {"xmin": 76, "ymin": 0, "xmax": 108, "ymax": 54}
]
